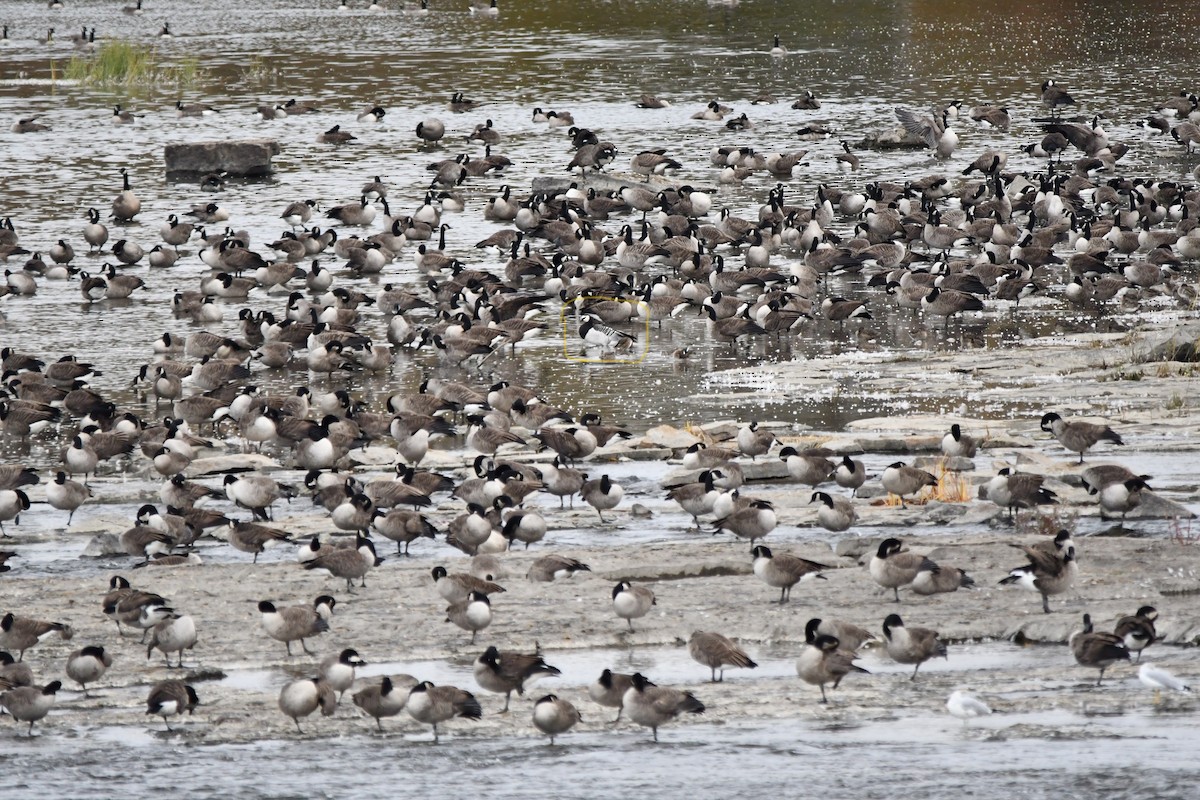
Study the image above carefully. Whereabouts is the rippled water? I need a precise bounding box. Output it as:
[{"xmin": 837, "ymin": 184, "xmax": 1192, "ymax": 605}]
[{"xmin": 4, "ymin": 0, "xmax": 1200, "ymax": 795}]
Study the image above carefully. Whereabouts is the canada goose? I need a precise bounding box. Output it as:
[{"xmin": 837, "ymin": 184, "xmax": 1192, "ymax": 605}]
[
  {"xmin": 969, "ymin": 104, "xmax": 1010, "ymax": 129},
  {"xmin": 468, "ymin": 118, "xmax": 502, "ymax": 145},
  {"xmin": 807, "ymin": 617, "xmax": 874, "ymax": 652},
  {"xmin": 1114, "ymin": 606, "xmax": 1159, "ymax": 663},
  {"xmin": 469, "ymin": 0, "xmax": 499, "ymax": 16},
  {"xmin": 1039, "ymin": 412, "xmax": 1123, "ymax": 462},
  {"xmin": 227, "ymin": 521, "xmax": 292, "ymax": 563},
  {"xmin": 946, "ymin": 690, "xmax": 991, "ymax": 726},
  {"xmin": 532, "ymin": 694, "xmax": 580, "ymax": 744},
  {"xmin": 623, "ymin": 673, "xmax": 704, "ymax": 741},
  {"xmin": 1172, "ymin": 122, "xmax": 1200, "ymax": 153},
  {"xmin": 415, "ymin": 117, "xmax": 445, "ymax": 144},
  {"xmin": 526, "ymin": 554, "xmax": 590, "ymax": 583},
  {"xmin": 10, "ymin": 114, "xmax": 50, "ymax": 133},
  {"xmin": 820, "ymin": 295, "xmax": 870, "ymax": 322},
  {"xmin": 111, "ymin": 104, "xmax": 138, "ymax": 125},
  {"xmin": 446, "ymin": 590, "xmax": 492, "ymax": 642},
  {"xmin": 735, "ymin": 421, "xmax": 776, "ymax": 459},
  {"xmin": 223, "ymin": 473, "xmax": 296, "ymax": 521},
  {"xmin": 1041, "ymin": 79, "xmax": 1075, "ymax": 117},
  {"xmin": 83, "ymin": 208, "xmax": 108, "ymax": 251},
  {"xmin": 258, "ymin": 599, "xmax": 329, "ymax": 655},
  {"xmin": 304, "ymin": 533, "xmax": 380, "ymax": 591},
  {"xmin": 1100, "ymin": 476, "xmax": 1155, "ymax": 519},
  {"xmin": 961, "ymin": 149, "xmax": 1007, "ymax": 175},
  {"xmin": 0, "ymin": 680, "xmax": 60, "ymax": 735},
  {"xmin": 146, "ymin": 679, "xmax": 199, "ymax": 730},
  {"xmin": 711, "ymin": 497, "xmax": 775, "ymax": 542},
  {"xmin": 111, "ymin": 167, "xmax": 141, "ymax": 222},
  {"xmin": 880, "ymin": 462, "xmax": 936, "ymax": 508},
  {"xmin": 981, "ymin": 468, "xmax": 1057, "ymax": 519},
  {"xmin": 567, "ymin": 141, "xmax": 617, "ymax": 174},
  {"xmin": 911, "ymin": 561, "xmax": 975, "ymax": 596},
  {"xmin": 796, "ymin": 633, "xmax": 868, "ymax": 702},
  {"xmin": 351, "ymin": 674, "xmax": 416, "ymax": 731},
  {"xmin": 319, "ymin": 648, "xmax": 367, "ymax": 699},
  {"xmin": 474, "ymin": 646, "xmax": 562, "ymax": 711},
  {"xmin": 630, "ymin": 149, "xmax": 682, "ymax": 180},
  {"xmin": 869, "ymin": 537, "xmax": 935, "ymax": 602},
  {"xmin": 940, "ymin": 423, "xmax": 978, "ymax": 458},
  {"xmin": 406, "ymin": 681, "xmax": 482, "ymax": 742},
  {"xmin": 0, "ymin": 613, "xmax": 72, "ymax": 661},
  {"xmin": 895, "ymin": 107, "xmax": 958, "ymax": 157},
  {"xmin": 371, "ymin": 508, "xmax": 437, "ymax": 555},
  {"xmin": 145, "ymin": 612, "xmax": 196, "ymax": 668},
  {"xmin": 750, "ymin": 544, "xmax": 828, "ymax": 603},
  {"xmin": 667, "ymin": 469, "xmax": 724, "ymax": 525},
  {"xmin": 882, "ymin": 613, "xmax": 946, "ymax": 679},
  {"xmin": 999, "ymin": 545, "xmax": 1076, "ymax": 613},
  {"xmin": 792, "ymin": 89, "xmax": 821, "ymax": 110},
  {"xmin": 635, "ymin": 94, "xmax": 670, "ymax": 109},
  {"xmin": 811, "ymin": 490, "xmax": 856, "ymax": 532},
  {"xmin": 587, "ymin": 668, "xmax": 634, "ymax": 722},
  {"xmin": 65, "ymin": 645, "xmax": 112, "ymax": 696},
  {"xmin": 834, "ymin": 454, "xmax": 867, "ymax": 496},
  {"xmin": 279, "ymin": 677, "xmax": 337, "ymax": 732},
  {"xmin": 581, "ymin": 474, "xmax": 623, "ymax": 522},
  {"xmin": 1071, "ymin": 613, "xmax": 1130, "ymax": 685},
  {"xmin": 688, "ymin": 630, "xmax": 757, "ymax": 682},
  {"xmin": 691, "ymin": 100, "xmax": 726, "ymax": 121},
  {"xmin": 431, "ymin": 566, "xmax": 506, "ymax": 603},
  {"xmin": 612, "ymin": 580, "xmax": 655, "ymax": 631},
  {"xmin": 317, "ymin": 124, "xmax": 356, "ymax": 144}
]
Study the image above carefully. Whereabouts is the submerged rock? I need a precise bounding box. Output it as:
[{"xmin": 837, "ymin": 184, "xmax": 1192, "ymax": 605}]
[{"xmin": 164, "ymin": 139, "xmax": 281, "ymax": 177}]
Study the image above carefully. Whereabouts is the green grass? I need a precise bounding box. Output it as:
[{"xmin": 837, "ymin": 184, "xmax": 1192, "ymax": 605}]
[{"xmin": 64, "ymin": 40, "xmax": 202, "ymax": 88}]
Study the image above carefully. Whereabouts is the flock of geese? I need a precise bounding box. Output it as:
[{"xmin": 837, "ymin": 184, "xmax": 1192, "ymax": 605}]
[{"xmin": 2, "ymin": 24, "xmax": 1200, "ymax": 743}]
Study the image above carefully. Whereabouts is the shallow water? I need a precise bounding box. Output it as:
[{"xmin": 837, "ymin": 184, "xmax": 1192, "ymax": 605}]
[{"xmin": 3, "ymin": 0, "xmax": 1200, "ymax": 795}]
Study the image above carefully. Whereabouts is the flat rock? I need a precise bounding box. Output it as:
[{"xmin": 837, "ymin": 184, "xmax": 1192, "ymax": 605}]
[
  {"xmin": 637, "ymin": 424, "xmax": 701, "ymax": 450},
  {"xmin": 164, "ymin": 139, "xmax": 281, "ymax": 177},
  {"xmin": 913, "ymin": 455, "xmax": 975, "ymax": 472},
  {"xmin": 81, "ymin": 533, "xmax": 124, "ymax": 557},
  {"xmin": 186, "ymin": 454, "xmax": 281, "ymax": 476}
]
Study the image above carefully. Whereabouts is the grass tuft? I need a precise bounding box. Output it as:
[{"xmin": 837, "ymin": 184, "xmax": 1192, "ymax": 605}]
[{"xmin": 64, "ymin": 40, "xmax": 202, "ymax": 88}]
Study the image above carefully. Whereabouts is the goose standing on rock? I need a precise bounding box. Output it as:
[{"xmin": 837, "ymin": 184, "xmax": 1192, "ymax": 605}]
[
  {"xmin": 796, "ymin": 633, "xmax": 867, "ymax": 703},
  {"xmin": 611, "ymin": 581, "xmax": 655, "ymax": 631},
  {"xmin": 405, "ymin": 681, "xmax": 482, "ymax": 742},
  {"xmin": 869, "ymin": 538, "xmax": 934, "ymax": 601},
  {"xmin": 278, "ymin": 677, "xmax": 337, "ymax": 732},
  {"xmin": 1039, "ymin": 412, "xmax": 1123, "ymax": 463},
  {"xmin": 0, "ymin": 680, "xmax": 60, "ymax": 735},
  {"xmin": 258, "ymin": 599, "xmax": 329, "ymax": 656},
  {"xmin": 1114, "ymin": 606, "xmax": 1159, "ymax": 663},
  {"xmin": 65, "ymin": 645, "xmax": 112, "ymax": 696},
  {"xmin": 881, "ymin": 462, "xmax": 937, "ymax": 507},
  {"xmin": 622, "ymin": 672, "xmax": 704, "ymax": 742},
  {"xmin": 688, "ymin": 630, "xmax": 757, "ymax": 682},
  {"xmin": 1070, "ymin": 613, "xmax": 1130, "ymax": 685},
  {"xmin": 146, "ymin": 679, "xmax": 200, "ymax": 730},
  {"xmin": 750, "ymin": 545, "xmax": 828, "ymax": 603},
  {"xmin": 810, "ymin": 490, "xmax": 856, "ymax": 533},
  {"xmin": 588, "ymin": 668, "xmax": 633, "ymax": 721},
  {"xmin": 352, "ymin": 674, "xmax": 417, "ymax": 731},
  {"xmin": 999, "ymin": 543, "xmax": 1076, "ymax": 613},
  {"xmin": 981, "ymin": 468, "xmax": 1057, "ymax": 520},
  {"xmin": 473, "ymin": 646, "xmax": 561, "ymax": 712},
  {"xmin": 882, "ymin": 613, "xmax": 947, "ymax": 680},
  {"xmin": 532, "ymin": 694, "xmax": 580, "ymax": 744}
]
